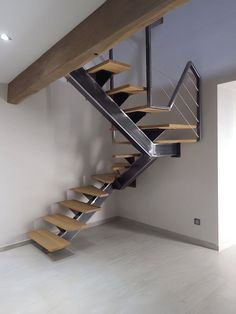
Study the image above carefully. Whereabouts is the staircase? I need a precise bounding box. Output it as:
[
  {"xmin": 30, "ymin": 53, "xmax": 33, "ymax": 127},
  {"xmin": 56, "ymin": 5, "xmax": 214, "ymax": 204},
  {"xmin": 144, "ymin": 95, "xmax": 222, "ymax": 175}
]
[{"xmin": 28, "ymin": 22, "xmax": 201, "ymax": 253}]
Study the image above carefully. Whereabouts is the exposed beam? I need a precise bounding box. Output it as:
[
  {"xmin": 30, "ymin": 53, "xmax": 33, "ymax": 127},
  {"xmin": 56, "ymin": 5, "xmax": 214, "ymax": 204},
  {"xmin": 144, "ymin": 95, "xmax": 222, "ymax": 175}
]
[{"xmin": 7, "ymin": 0, "xmax": 189, "ymax": 104}]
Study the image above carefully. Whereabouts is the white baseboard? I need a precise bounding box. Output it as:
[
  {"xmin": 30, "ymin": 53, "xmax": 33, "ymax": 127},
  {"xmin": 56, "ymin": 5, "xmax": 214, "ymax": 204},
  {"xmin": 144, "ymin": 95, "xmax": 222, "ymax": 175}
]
[
  {"xmin": 0, "ymin": 216, "xmax": 218, "ymax": 252},
  {"xmin": 86, "ymin": 216, "xmax": 120, "ymax": 228},
  {"xmin": 0, "ymin": 239, "xmax": 31, "ymax": 252},
  {"xmin": 117, "ymin": 217, "xmax": 219, "ymax": 251}
]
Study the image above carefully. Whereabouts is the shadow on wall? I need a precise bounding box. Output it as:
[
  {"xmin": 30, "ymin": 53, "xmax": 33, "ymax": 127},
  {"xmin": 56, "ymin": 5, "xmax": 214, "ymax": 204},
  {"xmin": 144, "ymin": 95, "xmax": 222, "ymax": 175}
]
[
  {"xmin": 0, "ymin": 73, "xmax": 115, "ymax": 246},
  {"xmin": 46, "ymin": 79, "xmax": 113, "ymax": 181},
  {"xmin": 30, "ymin": 78, "xmax": 115, "ymax": 229}
]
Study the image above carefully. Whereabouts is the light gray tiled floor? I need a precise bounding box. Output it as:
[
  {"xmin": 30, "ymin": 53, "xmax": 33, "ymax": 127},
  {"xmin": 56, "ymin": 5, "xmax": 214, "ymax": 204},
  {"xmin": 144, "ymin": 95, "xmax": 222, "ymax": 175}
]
[{"xmin": 0, "ymin": 220, "xmax": 235, "ymax": 314}]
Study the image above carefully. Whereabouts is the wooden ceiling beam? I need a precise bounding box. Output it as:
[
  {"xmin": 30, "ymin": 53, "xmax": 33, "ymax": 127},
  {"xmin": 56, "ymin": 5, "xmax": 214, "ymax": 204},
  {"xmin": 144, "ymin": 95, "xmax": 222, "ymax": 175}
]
[{"xmin": 7, "ymin": 0, "xmax": 189, "ymax": 104}]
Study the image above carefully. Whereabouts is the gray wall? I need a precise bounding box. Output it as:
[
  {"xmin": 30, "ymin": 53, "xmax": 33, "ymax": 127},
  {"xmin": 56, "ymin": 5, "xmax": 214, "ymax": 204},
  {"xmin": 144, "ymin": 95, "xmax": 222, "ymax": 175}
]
[{"xmin": 112, "ymin": 0, "xmax": 236, "ymax": 247}]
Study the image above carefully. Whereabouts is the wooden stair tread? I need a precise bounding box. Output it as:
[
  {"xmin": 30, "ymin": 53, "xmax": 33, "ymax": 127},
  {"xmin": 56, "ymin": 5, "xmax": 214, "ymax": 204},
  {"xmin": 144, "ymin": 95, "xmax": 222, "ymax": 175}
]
[
  {"xmin": 88, "ymin": 60, "xmax": 130, "ymax": 74},
  {"xmin": 59, "ymin": 200, "xmax": 101, "ymax": 213},
  {"xmin": 139, "ymin": 124, "xmax": 197, "ymax": 130},
  {"xmin": 113, "ymin": 153, "xmax": 141, "ymax": 158},
  {"xmin": 92, "ymin": 173, "xmax": 117, "ymax": 184},
  {"xmin": 112, "ymin": 163, "xmax": 130, "ymax": 171},
  {"xmin": 107, "ymin": 84, "xmax": 145, "ymax": 96},
  {"xmin": 110, "ymin": 124, "xmax": 196, "ymax": 131},
  {"xmin": 44, "ymin": 214, "xmax": 86, "ymax": 232},
  {"xmin": 115, "ymin": 139, "xmax": 197, "ymax": 144},
  {"xmin": 155, "ymin": 139, "xmax": 197, "ymax": 144},
  {"xmin": 71, "ymin": 185, "xmax": 109, "ymax": 197},
  {"xmin": 28, "ymin": 229, "xmax": 70, "ymax": 252},
  {"xmin": 124, "ymin": 106, "xmax": 170, "ymax": 113}
]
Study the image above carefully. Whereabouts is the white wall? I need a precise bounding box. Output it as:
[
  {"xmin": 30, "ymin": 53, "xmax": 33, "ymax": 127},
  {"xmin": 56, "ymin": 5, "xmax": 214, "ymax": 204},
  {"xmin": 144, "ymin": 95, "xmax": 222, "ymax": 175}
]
[
  {"xmin": 0, "ymin": 79, "xmax": 116, "ymax": 248},
  {"xmin": 113, "ymin": 0, "xmax": 236, "ymax": 248},
  {"xmin": 218, "ymin": 82, "xmax": 236, "ymax": 250}
]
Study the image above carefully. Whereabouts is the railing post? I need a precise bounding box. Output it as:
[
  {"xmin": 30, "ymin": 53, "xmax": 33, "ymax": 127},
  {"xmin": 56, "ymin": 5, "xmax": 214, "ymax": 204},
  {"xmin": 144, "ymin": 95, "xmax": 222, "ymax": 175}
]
[
  {"xmin": 196, "ymin": 71, "xmax": 201, "ymax": 141},
  {"xmin": 189, "ymin": 63, "xmax": 201, "ymax": 141},
  {"xmin": 145, "ymin": 18, "xmax": 163, "ymax": 108},
  {"xmin": 145, "ymin": 26, "xmax": 152, "ymax": 107},
  {"xmin": 109, "ymin": 49, "xmax": 115, "ymax": 143},
  {"xmin": 109, "ymin": 49, "xmax": 114, "ymax": 90}
]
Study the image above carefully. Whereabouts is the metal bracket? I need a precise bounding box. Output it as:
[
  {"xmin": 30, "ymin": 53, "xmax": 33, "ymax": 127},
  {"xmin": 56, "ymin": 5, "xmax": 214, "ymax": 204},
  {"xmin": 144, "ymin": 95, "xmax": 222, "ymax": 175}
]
[
  {"xmin": 90, "ymin": 70, "xmax": 113, "ymax": 87},
  {"xmin": 150, "ymin": 17, "xmax": 164, "ymax": 28}
]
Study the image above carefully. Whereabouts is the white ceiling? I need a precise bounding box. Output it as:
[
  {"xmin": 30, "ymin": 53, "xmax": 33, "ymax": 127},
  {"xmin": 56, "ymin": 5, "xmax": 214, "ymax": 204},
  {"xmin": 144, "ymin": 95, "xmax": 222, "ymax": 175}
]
[{"xmin": 0, "ymin": 0, "xmax": 106, "ymax": 83}]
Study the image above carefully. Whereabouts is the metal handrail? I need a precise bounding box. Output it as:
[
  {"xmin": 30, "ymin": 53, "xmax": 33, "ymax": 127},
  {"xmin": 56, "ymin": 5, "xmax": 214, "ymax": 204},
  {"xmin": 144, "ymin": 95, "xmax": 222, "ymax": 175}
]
[
  {"xmin": 158, "ymin": 82, "xmax": 199, "ymax": 138},
  {"xmin": 167, "ymin": 61, "xmax": 200, "ymax": 110},
  {"xmin": 157, "ymin": 61, "xmax": 201, "ymax": 140},
  {"xmin": 108, "ymin": 60, "xmax": 201, "ymax": 141}
]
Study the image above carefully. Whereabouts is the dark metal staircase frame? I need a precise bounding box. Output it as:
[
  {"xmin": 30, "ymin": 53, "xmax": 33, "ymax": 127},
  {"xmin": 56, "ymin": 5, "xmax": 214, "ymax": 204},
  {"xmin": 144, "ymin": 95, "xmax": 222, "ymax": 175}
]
[
  {"xmin": 28, "ymin": 18, "xmax": 201, "ymax": 250},
  {"xmin": 66, "ymin": 20, "xmax": 201, "ymax": 189},
  {"xmin": 66, "ymin": 69, "xmax": 181, "ymax": 189},
  {"xmin": 61, "ymin": 19, "xmax": 201, "ymax": 242}
]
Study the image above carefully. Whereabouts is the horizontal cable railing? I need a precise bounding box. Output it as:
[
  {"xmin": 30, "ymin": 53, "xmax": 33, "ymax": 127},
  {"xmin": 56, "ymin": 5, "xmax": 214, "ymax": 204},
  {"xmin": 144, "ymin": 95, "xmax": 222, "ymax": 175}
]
[{"xmin": 154, "ymin": 61, "xmax": 200, "ymax": 140}]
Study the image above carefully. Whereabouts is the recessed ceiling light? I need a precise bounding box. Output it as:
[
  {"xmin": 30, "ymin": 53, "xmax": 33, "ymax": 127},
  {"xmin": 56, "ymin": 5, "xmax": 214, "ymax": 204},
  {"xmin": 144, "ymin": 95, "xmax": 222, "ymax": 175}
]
[{"xmin": 0, "ymin": 33, "xmax": 12, "ymax": 41}]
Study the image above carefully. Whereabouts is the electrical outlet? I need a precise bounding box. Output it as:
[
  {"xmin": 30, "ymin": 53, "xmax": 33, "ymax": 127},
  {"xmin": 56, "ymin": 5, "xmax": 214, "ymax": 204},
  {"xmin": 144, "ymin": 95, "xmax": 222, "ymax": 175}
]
[{"xmin": 194, "ymin": 218, "xmax": 201, "ymax": 225}]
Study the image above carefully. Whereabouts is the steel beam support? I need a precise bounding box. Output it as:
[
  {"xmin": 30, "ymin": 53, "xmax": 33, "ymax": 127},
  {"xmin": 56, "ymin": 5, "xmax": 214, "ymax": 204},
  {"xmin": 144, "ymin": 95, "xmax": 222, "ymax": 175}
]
[
  {"xmin": 67, "ymin": 68, "xmax": 156, "ymax": 156},
  {"xmin": 62, "ymin": 183, "xmax": 113, "ymax": 241},
  {"xmin": 90, "ymin": 70, "xmax": 112, "ymax": 87},
  {"xmin": 113, "ymin": 154, "xmax": 156, "ymax": 189}
]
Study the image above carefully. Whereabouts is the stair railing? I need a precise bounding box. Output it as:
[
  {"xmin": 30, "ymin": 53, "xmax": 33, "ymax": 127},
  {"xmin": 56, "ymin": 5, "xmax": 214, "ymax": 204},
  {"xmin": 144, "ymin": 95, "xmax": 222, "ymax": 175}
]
[{"xmin": 163, "ymin": 61, "xmax": 201, "ymax": 140}]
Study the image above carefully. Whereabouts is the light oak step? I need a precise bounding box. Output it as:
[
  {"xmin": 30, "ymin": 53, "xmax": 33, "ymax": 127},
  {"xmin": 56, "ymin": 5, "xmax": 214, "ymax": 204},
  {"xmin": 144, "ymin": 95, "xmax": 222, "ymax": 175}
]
[
  {"xmin": 112, "ymin": 163, "xmax": 130, "ymax": 171},
  {"xmin": 154, "ymin": 139, "xmax": 197, "ymax": 144},
  {"xmin": 124, "ymin": 106, "xmax": 170, "ymax": 113},
  {"xmin": 92, "ymin": 173, "xmax": 117, "ymax": 184},
  {"xmin": 59, "ymin": 200, "xmax": 101, "ymax": 213},
  {"xmin": 43, "ymin": 214, "xmax": 86, "ymax": 232},
  {"xmin": 111, "ymin": 124, "xmax": 196, "ymax": 131},
  {"xmin": 107, "ymin": 84, "xmax": 145, "ymax": 96},
  {"xmin": 71, "ymin": 185, "xmax": 109, "ymax": 197},
  {"xmin": 114, "ymin": 139, "xmax": 197, "ymax": 145},
  {"xmin": 139, "ymin": 124, "xmax": 197, "ymax": 130},
  {"xmin": 88, "ymin": 60, "xmax": 130, "ymax": 74},
  {"xmin": 28, "ymin": 229, "xmax": 70, "ymax": 252},
  {"xmin": 113, "ymin": 153, "xmax": 141, "ymax": 158}
]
